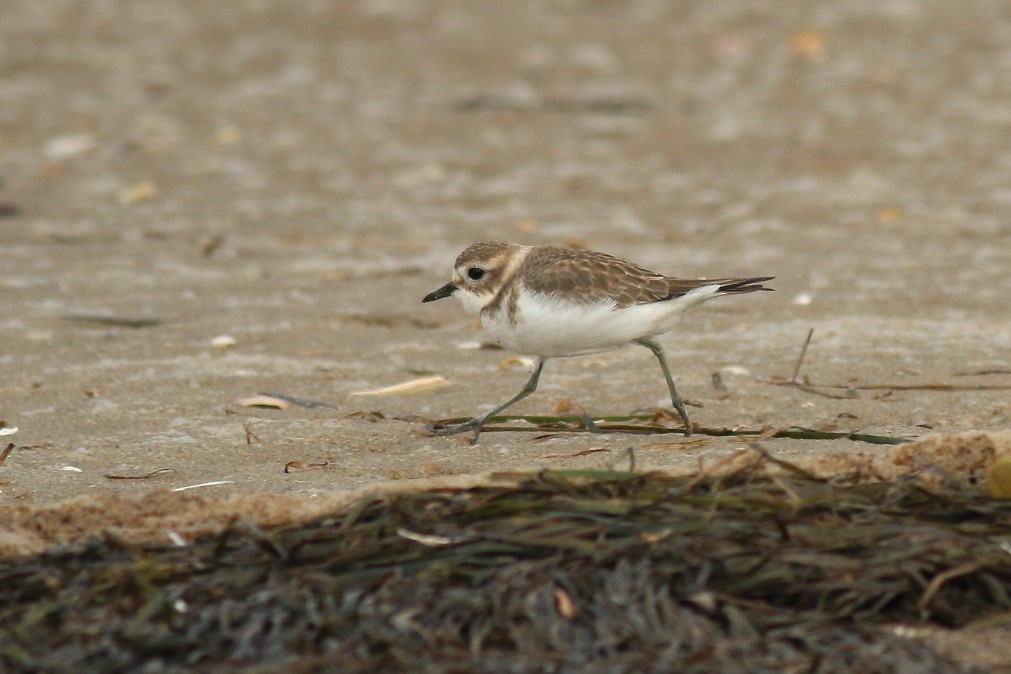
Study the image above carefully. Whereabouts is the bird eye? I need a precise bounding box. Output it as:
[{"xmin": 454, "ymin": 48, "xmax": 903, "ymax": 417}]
[{"xmin": 467, "ymin": 267, "xmax": 485, "ymax": 281}]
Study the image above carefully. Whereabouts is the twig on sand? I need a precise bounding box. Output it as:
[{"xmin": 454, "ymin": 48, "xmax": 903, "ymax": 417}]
[
  {"xmin": 790, "ymin": 328, "xmax": 814, "ymax": 384},
  {"xmin": 0, "ymin": 443, "xmax": 13, "ymax": 467},
  {"xmin": 105, "ymin": 468, "xmax": 176, "ymax": 480}
]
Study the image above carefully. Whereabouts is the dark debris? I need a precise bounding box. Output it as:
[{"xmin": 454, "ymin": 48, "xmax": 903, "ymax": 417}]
[{"xmin": 2, "ymin": 468, "xmax": 1009, "ymax": 673}]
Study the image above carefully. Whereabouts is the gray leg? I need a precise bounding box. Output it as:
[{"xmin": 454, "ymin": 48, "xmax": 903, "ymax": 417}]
[
  {"xmin": 438, "ymin": 358, "xmax": 546, "ymax": 445},
  {"xmin": 635, "ymin": 338, "xmax": 692, "ymax": 437},
  {"xmin": 578, "ymin": 412, "xmax": 602, "ymax": 433}
]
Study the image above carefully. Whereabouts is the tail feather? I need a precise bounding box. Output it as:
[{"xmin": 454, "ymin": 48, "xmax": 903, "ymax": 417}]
[
  {"xmin": 716, "ymin": 277, "xmax": 775, "ymax": 294},
  {"xmin": 656, "ymin": 276, "xmax": 775, "ymax": 303}
]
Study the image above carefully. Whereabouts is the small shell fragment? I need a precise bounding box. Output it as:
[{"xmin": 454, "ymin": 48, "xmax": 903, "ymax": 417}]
[
  {"xmin": 215, "ymin": 125, "xmax": 241, "ymax": 145},
  {"xmin": 986, "ymin": 455, "xmax": 1011, "ymax": 499},
  {"xmin": 397, "ymin": 528, "xmax": 454, "ymax": 546},
  {"xmin": 352, "ymin": 376, "xmax": 449, "ymax": 396},
  {"xmin": 166, "ymin": 531, "xmax": 188, "ymax": 547},
  {"xmin": 790, "ymin": 29, "xmax": 826, "ymax": 61},
  {"xmin": 554, "ymin": 587, "xmax": 576, "ymax": 619},
  {"xmin": 234, "ymin": 395, "xmax": 290, "ymax": 409},
  {"xmin": 211, "ymin": 334, "xmax": 238, "ymax": 348},
  {"xmin": 877, "ymin": 206, "xmax": 903, "ymax": 223},
  {"xmin": 120, "ymin": 180, "xmax": 158, "ymax": 204},
  {"xmin": 171, "ymin": 480, "xmax": 235, "ymax": 492},
  {"xmin": 0, "ymin": 427, "xmax": 17, "ymax": 436},
  {"xmin": 792, "ymin": 292, "xmax": 813, "ymax": 306},
  {"xmin": 721, "ymin": 366, "xmax": 751, "ymax": 376},
  {"xmin": 44, "ymin": 133, "xmax": 95, "ymax": 159},
  {"xmin": 499, "ymin": 356, "xmax": 536, "ymax": 371}
]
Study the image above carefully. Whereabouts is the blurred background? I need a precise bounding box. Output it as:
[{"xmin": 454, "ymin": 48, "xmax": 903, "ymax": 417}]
[{"xmin": 1, "ymin": 1, "xmax": 1009, "ymax": 502}]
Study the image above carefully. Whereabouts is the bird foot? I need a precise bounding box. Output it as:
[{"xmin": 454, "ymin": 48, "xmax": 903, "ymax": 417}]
[{"xmin": 429, "ymin": 417, "xmax": 486, "ymax": 445}]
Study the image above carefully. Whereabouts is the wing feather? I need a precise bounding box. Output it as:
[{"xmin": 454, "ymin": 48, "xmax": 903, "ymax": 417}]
[{"xmin": 520, "ymin": 246, "xmax": 773, "ymax": 309}]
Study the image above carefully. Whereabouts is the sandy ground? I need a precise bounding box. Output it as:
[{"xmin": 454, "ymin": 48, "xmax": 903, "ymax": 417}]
[{"xmin": 1, "ymin": 1, "xmax": 1009, "ymax": 541}]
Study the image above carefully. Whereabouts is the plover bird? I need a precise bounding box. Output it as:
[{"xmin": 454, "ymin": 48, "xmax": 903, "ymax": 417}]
[{"xmin": 423, "ymin": 241, "xmax": 773, "ymax": 443}]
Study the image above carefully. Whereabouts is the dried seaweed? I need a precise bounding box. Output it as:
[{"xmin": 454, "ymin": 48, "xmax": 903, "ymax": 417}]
[
  {"xmin": 258, "ymin": 392, "xmax": 340, "ymax": 409},
  {"xmin": 427, "ymin": 414, "xmax": 911, "ymax": 445},
  {"xmin": 452, "ymin": 94, "xmax": 651, "ymax": 115},
  {"xmin": 768, "ymin": 379, "xmax": 1011, "ymax": 394},
  {"xmin": 2, "ymin": 468, "xmax": 1008, "ymax": 673},
  {"xmin": 58, "ymin": 314, "xmax": 163, "ymax": 328}
]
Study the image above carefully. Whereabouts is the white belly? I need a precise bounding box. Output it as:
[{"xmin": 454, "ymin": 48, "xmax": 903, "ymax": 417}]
[{"xmin": 482, "ymin": 287, "xmax": 718, "ymax": 358}]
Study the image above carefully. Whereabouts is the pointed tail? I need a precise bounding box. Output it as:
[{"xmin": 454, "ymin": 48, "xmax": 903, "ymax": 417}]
[{"xmin": 716, "ymin": 277, "xmax": 775, "ymax": 294}]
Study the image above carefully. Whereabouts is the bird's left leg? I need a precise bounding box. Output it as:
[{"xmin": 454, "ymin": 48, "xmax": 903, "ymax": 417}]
[
  {"xmin": 436, "ymin": 358, "xmax": 546, "ymax": 444},
  {"xmin": 635, "ymin": 338, "xmax": 692, "ymax": 437}
]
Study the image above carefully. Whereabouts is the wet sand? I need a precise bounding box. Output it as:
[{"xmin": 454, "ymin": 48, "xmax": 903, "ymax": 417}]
[{"xmin": 1, "ymin": 1, "xmax": 1008, "ymax": 552}]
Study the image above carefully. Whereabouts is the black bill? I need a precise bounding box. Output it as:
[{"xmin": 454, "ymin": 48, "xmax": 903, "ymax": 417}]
[{"xmin": 422, "ymin": 282, "xmax": 458, "ymax": 303}]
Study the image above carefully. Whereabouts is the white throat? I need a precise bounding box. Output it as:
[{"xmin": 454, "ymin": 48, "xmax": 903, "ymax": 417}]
[{"xmin": 457, "ymin": 288, "xmax": 492, "ymax": 315}]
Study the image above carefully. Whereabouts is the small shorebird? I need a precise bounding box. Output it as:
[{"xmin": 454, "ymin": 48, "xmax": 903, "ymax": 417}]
[{"xmin": 423, "ymin": 241, "xmax": 773, "ymax": 444}]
